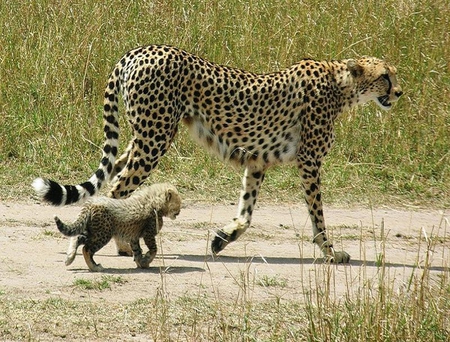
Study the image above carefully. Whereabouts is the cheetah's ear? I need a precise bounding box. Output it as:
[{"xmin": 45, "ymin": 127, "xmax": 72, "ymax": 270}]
[{"xmin": 347, "ymin": 59, "xmax": 364, "ymax": 78}]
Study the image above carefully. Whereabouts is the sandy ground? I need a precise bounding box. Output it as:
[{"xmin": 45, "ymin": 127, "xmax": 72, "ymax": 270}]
[{"xmin": 1, "ymin": 201, "xmax": 449, "ymax": 304}]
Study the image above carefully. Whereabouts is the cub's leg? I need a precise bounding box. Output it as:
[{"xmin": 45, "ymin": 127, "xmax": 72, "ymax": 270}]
[
  {"xmin": 65, "ymin": 234, "xmax": 87, "ymax": 266},
  {"xmin": 82, "ymin": 232, "xmax": 111, "ymax": 272},
  {"xmin": 130, "ymin": 238, "xmax": 148, "ymax": 269},
  {"xmin": 140, "ymin": 228, "xmax": 158, "ymax": 268},
  {"xmin": 211, "ymin": 165, "xmax": 266, "ymax": 254},
  {"xmin": 297, "ymin": 157, "xmax": 350, "ymax": 263},
  {"xmin": 82, "ymin": 209, "xmax": 114, "ymax": 271},
  {"xmin": 82, "ymin": 246, "xmax": 104, "ymax": 272}
]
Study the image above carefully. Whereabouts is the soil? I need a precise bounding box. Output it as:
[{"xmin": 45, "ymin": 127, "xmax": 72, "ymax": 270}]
[{"xmin": 1, "ymin": 201, "xmax": 449, "ymax": 303}]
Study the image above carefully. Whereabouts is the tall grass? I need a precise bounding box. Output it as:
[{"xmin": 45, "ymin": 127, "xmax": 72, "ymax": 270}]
[{"xmin": 0, "ymin": 0, "xmax": 449, "ymax": 206}]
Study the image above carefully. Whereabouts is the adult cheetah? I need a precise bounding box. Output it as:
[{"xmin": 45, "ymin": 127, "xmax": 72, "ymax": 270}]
[{"xmin": 33, "ymin": 45, "xmax": 402, "ymax": 263}]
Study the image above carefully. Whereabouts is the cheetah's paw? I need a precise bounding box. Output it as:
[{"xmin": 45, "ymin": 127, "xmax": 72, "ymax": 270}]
[{"xmin": 324, "ymin": 250, "xmax": 351, "ymax": 264}]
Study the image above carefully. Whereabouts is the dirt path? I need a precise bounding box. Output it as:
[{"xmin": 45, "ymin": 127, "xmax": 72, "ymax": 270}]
[{"xmin": 1, "ymin": 201, "xmax": 449, "ymax": 304}]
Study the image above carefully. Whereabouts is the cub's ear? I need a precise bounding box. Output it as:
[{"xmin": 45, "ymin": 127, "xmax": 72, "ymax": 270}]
[
  {"xmin": 347, "ymin": 59, "xmax": 364, "ymax": 78},
  {"xmin": 166, "ymin": 189, "xmax": 173, "ymax": 202}
]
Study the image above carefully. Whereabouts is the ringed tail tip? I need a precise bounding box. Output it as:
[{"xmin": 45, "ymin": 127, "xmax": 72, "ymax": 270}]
[{"xmin": 32, "ymin": 177, "xmax": 67, "ymax": 206}]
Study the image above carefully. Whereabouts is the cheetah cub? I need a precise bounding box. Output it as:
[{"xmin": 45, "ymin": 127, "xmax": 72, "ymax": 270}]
[{"xmin": 54, "ymin": 183, "xmax": 181, "ymax": 272}]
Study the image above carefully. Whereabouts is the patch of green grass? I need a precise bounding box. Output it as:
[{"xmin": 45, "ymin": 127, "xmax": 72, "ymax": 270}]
[
  {"xmin": 31, "ymin": 229, "xmax": 62, "ymax": 241},
  {"xmin": 258, "ymin": 275, "xmax": 288, "ymax": 288},
  {"xmin": 73, "ymin": 275, "xmax": 126, "ymax": 291},
  {"xmin": 41, "ymin": 229, "xmax": 61, "ymax": 238}
]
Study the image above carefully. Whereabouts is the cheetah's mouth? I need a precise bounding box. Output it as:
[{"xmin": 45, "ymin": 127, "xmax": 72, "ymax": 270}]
[{"xmin": 377, "ymin": 95, "xmax": 392, "ymax": 109}]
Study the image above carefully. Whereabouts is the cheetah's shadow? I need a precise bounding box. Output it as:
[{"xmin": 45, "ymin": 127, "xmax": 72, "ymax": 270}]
[
  {"xmin": 62, "ymin": 253, "xmax": 449, "ymax": 274},
  {"xmin": 171, "ymin": 254, "xmax": 449, "ymax": 272}
]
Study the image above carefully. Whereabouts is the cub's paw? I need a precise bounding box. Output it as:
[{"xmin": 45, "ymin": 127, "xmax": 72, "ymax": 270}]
[
  {"xmin": 135, "ymin": 256, "xmax": 150, "ymax": 269},
  {"xmin": 135, "ymin": 252, "xmax": 156, "ymax": 268},
  {"xmin": 65, "ymin": 253, "xmax": 76, "ymax": 266},
  {"xmin": 324, "ymin": 251, "xmax": 351, "ymax": 264},
  {"xmin": 89, "ymin": 263, "xmax": 105, "ymax": 272}
]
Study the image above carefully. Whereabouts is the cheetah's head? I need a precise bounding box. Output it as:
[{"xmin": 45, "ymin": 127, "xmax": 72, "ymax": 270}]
[{"xmin": 347, "ymin": 58, "xmax": 403, "ymax": 110}]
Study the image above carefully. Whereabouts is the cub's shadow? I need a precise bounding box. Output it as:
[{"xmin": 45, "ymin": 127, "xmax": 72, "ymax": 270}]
[
  {"xmin": 61, "ymin": 253, "xmax": 205, "ymax": 275},
  {"xmin": 70, "ymin": 265, "xmax": 205, "ymax": 275},
  {"xmin": 106, "ymin": 265, "xmax": 205, "ymax": 275}
]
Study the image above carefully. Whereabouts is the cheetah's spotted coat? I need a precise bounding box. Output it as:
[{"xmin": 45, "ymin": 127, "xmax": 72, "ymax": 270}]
[{"xmin": 34, "ymin": 45, "xmax": 402, "ymax": 262}]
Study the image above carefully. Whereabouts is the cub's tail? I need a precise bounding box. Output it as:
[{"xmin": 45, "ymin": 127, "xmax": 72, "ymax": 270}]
[
  {"xmin": 54, "ymin": 214, "xmax": 87, "ymax": 237},
  {"xmin": 32, "ymin": 62, "xmax": 122, "ymax": 206}
]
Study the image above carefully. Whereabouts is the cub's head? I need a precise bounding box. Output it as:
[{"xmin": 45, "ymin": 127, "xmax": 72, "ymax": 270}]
[
  {"xmin": 139, "ymin": 183, "xmax": 182, "ymax": 220},
  {"xmin": 347, "ymin": 57, "xmax": 403, "ymax": 110},
  {"xmin": 163, "ymin": 185, "xmax": 182, "ymax": 220}
]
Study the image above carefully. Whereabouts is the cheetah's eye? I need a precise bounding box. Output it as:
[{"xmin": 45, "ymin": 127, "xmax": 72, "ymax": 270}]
[{"xmin": 381, "ymin": 73, "xmax": 390, "ymax": 81}]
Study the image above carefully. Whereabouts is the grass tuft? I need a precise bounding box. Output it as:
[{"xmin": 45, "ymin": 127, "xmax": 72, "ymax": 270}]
[{"xmin": 73, "ymin": 275, "xmax": 126, "ymax": 291}]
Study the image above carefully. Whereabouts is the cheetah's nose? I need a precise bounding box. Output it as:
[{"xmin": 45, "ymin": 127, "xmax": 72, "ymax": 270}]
[{"xmin": 395, "ymin": 90, "xmax": 403, "ymax": 98}]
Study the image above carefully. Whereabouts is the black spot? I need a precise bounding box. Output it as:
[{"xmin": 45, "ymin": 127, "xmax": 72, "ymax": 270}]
[
  {"xmin": 95, "ymin": 169, "xmax": 105, "ymax": 181},
  {"xmin": 106, "ymin": 131, "xmax": 119, "ymax": 140},
  {"xmin": 80, "ymin": 181, "xmax": 96, "ymax": 196},
  {"xmin": 252, "ymin": 171, "xmax": 262, "ymax": 179}
]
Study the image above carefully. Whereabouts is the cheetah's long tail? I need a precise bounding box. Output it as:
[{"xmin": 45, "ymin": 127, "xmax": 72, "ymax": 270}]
[{"xmin": 32, "ymin": 64, "xmax": 122, "ymax": 206}]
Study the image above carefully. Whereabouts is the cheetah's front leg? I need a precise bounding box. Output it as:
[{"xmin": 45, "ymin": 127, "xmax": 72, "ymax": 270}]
[
  {"xmin": 211, "ymin": 165, "xmax": 266, "ymax": 254},
  {"xmin": 298, "ymin": 159, "xmax": 350, "ymax": 263}
]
